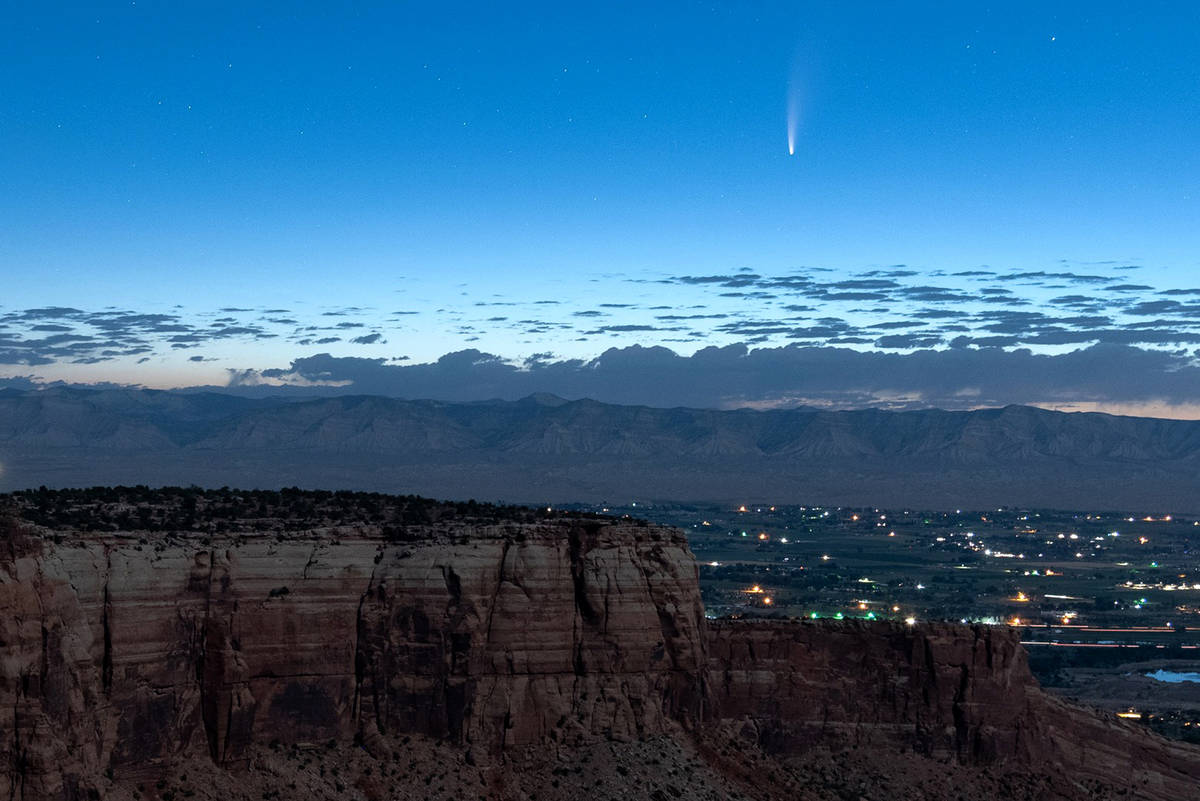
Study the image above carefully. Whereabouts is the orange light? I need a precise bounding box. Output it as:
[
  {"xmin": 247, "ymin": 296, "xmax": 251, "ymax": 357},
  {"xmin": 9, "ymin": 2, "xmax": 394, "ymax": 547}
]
[
  {"xmin": 737, "ymin": 505, "xmax": 748, "ymax": 513},
  {"xmin": 762, "ymin": 597, "xmax": 772, "ymax": 605},
  {"xmin": 758, "ymin": 532, "xmax": 768, "ymax": 541}
]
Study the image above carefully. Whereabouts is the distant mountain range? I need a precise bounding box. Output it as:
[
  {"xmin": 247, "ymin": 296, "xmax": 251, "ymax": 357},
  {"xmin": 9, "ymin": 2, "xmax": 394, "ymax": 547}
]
[{"xmin": 1, "ymin": 387, "xmax": 1198, "ymax": 511}]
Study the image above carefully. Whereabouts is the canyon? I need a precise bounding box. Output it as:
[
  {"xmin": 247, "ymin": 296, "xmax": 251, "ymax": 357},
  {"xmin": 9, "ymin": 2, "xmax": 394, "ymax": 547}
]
[{"xmin": 2, "ymin": 489, "xmax": 1199, "ymax": 800}]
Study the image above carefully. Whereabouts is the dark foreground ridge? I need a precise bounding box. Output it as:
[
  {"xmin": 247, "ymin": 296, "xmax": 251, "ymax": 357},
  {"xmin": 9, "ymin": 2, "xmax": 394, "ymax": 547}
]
[
  {"xmin": 4, "ymin": 388, "xmax": 1200, "ymax": 509},
  {"xmin": 2, "ymin": 489, "xmax": 1199, "ymax": 800}
]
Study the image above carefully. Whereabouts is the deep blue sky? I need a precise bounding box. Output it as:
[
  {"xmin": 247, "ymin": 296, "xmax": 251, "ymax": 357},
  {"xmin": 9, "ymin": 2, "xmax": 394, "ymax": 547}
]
[{"xmin": 3, "ymin": 3, "xmax": 1200, "ymax": 413}]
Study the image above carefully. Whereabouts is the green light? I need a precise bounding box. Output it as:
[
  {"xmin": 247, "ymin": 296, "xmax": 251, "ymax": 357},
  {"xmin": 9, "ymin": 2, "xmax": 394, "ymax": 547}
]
[
  {"xmin": 865, "ymin": 612, "xmax": 876, "ymax": 620},
  {"xmin": 834, "ymin": 612, "xmax": 844, "ymax": 620},
  {"xmin": 809, "ymin": 612, "xmax": 819, "ymax": 619}
]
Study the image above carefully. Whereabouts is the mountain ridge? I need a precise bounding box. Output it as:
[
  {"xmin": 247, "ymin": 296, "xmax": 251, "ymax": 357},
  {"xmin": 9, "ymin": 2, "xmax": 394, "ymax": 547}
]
[{"xmin": 1, "ymin": 389, "xmax": 1198, "ymax": 510}]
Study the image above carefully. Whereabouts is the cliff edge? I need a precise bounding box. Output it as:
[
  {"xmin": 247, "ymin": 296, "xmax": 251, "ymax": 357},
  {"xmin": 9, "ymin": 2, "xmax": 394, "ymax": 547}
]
[
  {"xmin": 0, "ymin": 496, "xmax": 705, "ymax": 799},
  {"xmin": 1, "ymin": 489, "xmax": 1198, "ymax": 800}
]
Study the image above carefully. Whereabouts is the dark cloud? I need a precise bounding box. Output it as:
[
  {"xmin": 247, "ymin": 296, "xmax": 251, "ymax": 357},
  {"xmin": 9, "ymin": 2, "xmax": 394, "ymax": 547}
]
[
  {"xmin": 0, "ymin": 350, "xmax": 54, "ymax": 366},
  {"xmin": 7, "ymin": 307, "xmax": 85, "ymax": 320},
  {"xmin": 1058, "ymin": 315, "xmax": 1113, "ymax": 328},
  {"xmin": 1049, "ymin": 295, "xmax": 1098, "ymax": 307},
  {"xmin": 590, "ymin": 324, "xmax": 664, "ymax": 333},
  {"xmin": 675, "ymin": 274, "xmax": 762, "ymax": 288},
  {"xmin": 875, "ymin": 333, "xmax": 942, "ymax": 349},
  {"xmin": 810, "ymin": 291, "xmax": 890, "ymax": 301},
  {"xmin": 829, "ymin": 279, "xmax": 900, "ymax": 290},
  {"xmin": 227, "ymin": 343, "xmax": 1200, "ymax": 412},
  {"xmin": 860, "ymin": 268, "xmax": 918, "ymax": 277},
  {"xmin": 911, "ymin": 309, "xmax": 966, "ymax": 319},
  {"xmin": 350, "ymin": 333, "xmax": 385, "ymax": 345},
  {"xmin": 975, "ymin": 311, "xmax": 1052, "ymax": 334},
  {"xmin": 1126, "ymin": 300, "xmax": 1189, "ymax": 316},
  {"xmin": 866, "ymin": 321, "xmax": 924, "ymax": 330},
  {"xmin": 209, "ymin": 326, "xmax": 268, "ymax": 338},
  {"xmin": 895, "ymin": 286, "xmax": 972, "ymax": 303},
  {"xmin": 950, "ymin": 335, "xmax": 1020, "ymax": 348},
  {"xmin": 996, "ymin": 271, "xmax": 1115, "ymax": 285},
  {"xmin": 0, "ymin": 303, "xmax": 306, "ymax": 366}
]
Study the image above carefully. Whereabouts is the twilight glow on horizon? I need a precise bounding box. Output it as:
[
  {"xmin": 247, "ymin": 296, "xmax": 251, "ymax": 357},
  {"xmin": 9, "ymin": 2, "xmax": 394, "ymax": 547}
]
[{"xmin": 3, "ymin": 3, "xmax": 1200, "ymax": 415}]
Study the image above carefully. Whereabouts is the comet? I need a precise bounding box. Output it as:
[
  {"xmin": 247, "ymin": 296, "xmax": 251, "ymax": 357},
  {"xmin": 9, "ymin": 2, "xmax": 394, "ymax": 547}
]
[
  {"xmin": 787, "ymin": 91, "xmax": 799, "ymax": 155},
  {"xmin": 786, "ymin": 48, "xmax": 807, "ymax": 155}
]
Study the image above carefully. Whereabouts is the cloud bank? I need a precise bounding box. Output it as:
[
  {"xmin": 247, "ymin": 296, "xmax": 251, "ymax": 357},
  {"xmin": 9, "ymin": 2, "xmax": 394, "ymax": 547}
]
[{"xmin": 225, "ymin": 343, "xmax": 1200, "ymax": 417}]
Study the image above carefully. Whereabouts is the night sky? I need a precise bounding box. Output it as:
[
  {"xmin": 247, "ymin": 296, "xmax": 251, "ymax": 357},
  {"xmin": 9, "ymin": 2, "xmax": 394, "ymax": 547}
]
[{"xmin": 4, "ymin": 3, "xmax": 1200, "ymax": 415}]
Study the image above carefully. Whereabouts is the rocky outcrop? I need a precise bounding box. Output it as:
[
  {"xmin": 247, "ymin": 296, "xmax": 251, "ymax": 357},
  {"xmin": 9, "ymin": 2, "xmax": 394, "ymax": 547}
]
[
  {"xmin": 707, "ymin": 620, "xmax": 1033, "ymax": 760},
  {"xmin": 0, "ymin": 518, "xmax": 706, "ymax": 798},
  {"xmin": 3, "ymin": 501, "xmax": 1200, "ymax": 801},
  {"xmin": 708, "ymin": 620, "xmax": 1200, "ymax": 798}
]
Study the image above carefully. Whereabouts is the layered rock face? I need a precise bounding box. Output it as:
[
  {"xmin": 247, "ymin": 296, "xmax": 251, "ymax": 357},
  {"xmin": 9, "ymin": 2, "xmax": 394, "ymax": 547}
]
[
  {"xmin": 708, "ymin": 620, "xmax": 1200, "ymax": 797},
  {"xmin": 708, "ymin": 620, "xmax": 1033, "ymax": 759},
  {"xmin": 3, "ymin": 498, "xmax": 1200, "ymax": 801},
  {"xmin": 0, "ymin": 517, "xmax": 706, "ymax": 799}
]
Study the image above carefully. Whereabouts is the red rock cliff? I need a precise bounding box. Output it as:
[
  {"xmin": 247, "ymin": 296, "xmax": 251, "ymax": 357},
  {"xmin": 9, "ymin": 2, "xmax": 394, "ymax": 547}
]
[
  {"xmin": 3, "ymin": 511, "xmax": 1200, "ymax": 801},
  {"xmin": 708, "ymin": 619, "xmax": 1200, "ymax": 798},
  {"xmin": 0, "ymin": 519, "xmax": 706, "ymax": 799}
]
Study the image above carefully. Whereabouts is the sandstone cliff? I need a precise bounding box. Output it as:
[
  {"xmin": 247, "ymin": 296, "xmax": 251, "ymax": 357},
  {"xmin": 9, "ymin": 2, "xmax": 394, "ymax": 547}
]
[
  {"xmin": 707, "ymin": 620, "xmax": 1200, "ymax": 798},
  {"xmin": 2, "ymin": 493, "xmax": 1200, "ymax": 801},
  {"xmin": 0, "ymin": 511, "xmax": 705, "ymax": 799}
]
